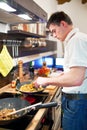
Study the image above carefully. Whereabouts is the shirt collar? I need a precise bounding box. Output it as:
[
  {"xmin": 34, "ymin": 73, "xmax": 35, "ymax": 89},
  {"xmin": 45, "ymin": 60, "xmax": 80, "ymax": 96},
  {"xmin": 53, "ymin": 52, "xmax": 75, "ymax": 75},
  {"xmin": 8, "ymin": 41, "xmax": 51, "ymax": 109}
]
[{"xmin": 64, "ymin": 28, "xmax": 79, "ymax": 43}]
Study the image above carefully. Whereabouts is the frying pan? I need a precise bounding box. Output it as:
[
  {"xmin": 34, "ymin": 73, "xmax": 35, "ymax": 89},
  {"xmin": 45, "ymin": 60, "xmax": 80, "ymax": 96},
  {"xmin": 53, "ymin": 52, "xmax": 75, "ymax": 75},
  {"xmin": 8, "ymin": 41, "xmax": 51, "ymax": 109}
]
[
  {"xmin": 0, "ymin": 97, "xmax": 57, "ymax": 125},
  {"xmin": 16, "ymin": 81, "xmax": 45, "ymax": 94}
]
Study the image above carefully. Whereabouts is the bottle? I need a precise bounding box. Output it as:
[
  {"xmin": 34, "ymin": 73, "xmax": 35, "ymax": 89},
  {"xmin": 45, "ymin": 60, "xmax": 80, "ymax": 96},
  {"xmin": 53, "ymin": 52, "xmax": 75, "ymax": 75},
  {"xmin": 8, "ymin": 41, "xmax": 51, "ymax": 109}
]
[
  {"xmin": 18, "ymin": 60, "xmax": 24, "ymax": 81},
  {"xmin": 11, "ymin": 80, "xmax": 16, "ymax": 88},
  {"xmin": 29, "ymin": 61, "xmax": 34, "ymax": 79},
  {"xmin": 16, "ymin": 77, "xmax": 20, "ymax": 86}
]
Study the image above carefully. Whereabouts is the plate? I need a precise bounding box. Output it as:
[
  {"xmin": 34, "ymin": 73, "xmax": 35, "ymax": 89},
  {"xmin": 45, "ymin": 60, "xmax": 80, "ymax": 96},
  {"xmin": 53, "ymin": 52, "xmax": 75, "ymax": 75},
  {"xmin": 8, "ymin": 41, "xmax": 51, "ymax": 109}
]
[{"xmin": 16, "ymin": 81, "xmax": 45, "ymax": 94}]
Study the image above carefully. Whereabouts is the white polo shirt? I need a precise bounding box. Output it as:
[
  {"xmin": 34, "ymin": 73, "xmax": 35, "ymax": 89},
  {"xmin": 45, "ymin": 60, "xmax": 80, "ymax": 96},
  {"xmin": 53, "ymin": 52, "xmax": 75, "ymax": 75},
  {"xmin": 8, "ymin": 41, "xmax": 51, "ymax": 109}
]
[{"xmin": 62, "ymin": 28, "xmax": 87, "ymax": 94}]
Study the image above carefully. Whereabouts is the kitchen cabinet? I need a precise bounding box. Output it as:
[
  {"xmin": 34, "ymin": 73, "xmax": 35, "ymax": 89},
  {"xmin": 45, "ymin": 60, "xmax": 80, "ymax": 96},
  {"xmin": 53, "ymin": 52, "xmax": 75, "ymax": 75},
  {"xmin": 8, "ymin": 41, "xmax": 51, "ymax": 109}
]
[
  {"xmin": 52, "ymin": 87, "xmax": 62, "ymax": 130},
  {"xmin": 40, "ymin": 87, "xmax": 62, "ymax": 130}
]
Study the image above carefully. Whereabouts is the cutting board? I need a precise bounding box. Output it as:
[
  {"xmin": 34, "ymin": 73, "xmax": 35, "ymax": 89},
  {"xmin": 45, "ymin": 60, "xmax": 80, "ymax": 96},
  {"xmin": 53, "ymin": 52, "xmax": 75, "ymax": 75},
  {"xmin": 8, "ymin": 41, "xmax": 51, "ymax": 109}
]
[{"xmin": 45, "ymin": 85, "xmax": 56, "ymax": 90}]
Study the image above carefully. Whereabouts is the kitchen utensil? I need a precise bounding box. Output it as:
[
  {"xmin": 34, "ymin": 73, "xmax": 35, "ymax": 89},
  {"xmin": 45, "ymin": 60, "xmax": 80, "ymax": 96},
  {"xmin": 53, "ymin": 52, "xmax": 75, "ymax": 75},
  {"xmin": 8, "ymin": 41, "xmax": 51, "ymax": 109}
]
[
  {"xmin": 16, "ymin": 81, "xmax": 45, "ymax": 94},
  {"xmin": 0, "ymin": 97, "xmax": 57, "ymax": 125},
  {"xmin": 6, "ymin": 101, "xmax": 57, "ymax": 116},
  {"xmin": 45, "ymin": 85, "xmax": 56, "ymax": 90},
  {"xmin": 6, "ymin": 102, "xmax": 42, "ymax": 116}
]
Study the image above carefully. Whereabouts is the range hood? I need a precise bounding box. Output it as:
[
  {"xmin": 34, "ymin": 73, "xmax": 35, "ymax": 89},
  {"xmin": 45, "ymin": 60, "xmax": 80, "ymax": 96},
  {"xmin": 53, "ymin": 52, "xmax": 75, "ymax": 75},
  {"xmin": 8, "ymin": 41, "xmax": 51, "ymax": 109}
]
[{"xmin": 0, "ymin": 0, "xmax": 47, "ymax": 24}]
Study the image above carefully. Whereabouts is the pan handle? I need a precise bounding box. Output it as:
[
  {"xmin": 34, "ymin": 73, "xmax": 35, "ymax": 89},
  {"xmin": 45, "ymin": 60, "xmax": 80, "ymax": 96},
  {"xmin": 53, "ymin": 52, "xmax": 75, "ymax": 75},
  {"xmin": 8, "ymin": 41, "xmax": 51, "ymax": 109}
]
[{"xmin": 35, "ymin": 102, "xmax": 57, "ymax": 109}]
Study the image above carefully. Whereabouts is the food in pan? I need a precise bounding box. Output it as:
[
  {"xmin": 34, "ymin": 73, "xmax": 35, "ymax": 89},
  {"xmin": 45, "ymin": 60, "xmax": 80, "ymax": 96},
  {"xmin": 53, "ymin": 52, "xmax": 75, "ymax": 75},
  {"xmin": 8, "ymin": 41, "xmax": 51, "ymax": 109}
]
[
  {"xmin": 0, "ymin": 108, "xmax": 18, "ymax": 120},
  {"xmin": 19, "ymin": 83, "xmax": 43, "ymax": 92}
]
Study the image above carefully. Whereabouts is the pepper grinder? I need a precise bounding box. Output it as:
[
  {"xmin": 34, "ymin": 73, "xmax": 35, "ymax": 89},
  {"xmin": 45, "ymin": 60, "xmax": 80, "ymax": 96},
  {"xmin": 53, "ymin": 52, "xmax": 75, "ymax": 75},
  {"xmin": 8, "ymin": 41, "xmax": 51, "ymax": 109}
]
[{"xmin": 18, "ymin": 60, "xmax": 24, "ymax": 82}]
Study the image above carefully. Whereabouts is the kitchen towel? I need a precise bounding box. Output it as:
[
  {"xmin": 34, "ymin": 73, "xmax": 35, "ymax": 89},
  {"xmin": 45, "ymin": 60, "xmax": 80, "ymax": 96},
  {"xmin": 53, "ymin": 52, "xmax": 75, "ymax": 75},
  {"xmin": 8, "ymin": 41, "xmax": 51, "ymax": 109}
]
[{"xmin": 0, "ymin": 45, "xmax": 14, "ymax": 77}]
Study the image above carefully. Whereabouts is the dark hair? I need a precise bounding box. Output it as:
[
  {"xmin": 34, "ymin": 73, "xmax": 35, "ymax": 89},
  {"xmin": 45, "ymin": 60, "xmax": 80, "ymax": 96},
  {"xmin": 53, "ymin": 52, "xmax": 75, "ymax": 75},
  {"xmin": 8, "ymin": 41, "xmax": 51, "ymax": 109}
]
[{"xmin": 47, "ymin": 11, "xmax": 73, "ymax": 29}]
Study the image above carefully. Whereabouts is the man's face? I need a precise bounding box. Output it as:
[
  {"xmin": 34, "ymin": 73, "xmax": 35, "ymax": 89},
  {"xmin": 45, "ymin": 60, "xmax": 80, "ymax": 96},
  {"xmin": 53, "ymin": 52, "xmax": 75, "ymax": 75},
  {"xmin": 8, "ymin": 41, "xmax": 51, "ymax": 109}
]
[{"xmin": 49, "ymin": 22, "xmax": 67, "ymax": 41}]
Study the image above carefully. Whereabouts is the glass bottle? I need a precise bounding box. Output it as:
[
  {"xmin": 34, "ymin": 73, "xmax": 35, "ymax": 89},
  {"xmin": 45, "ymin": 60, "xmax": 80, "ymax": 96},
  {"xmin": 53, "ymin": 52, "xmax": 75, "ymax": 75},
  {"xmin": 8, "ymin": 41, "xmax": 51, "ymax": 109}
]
[{"xmin": 29, "ymin": 61, "xmax": 34, "ymax": 79}]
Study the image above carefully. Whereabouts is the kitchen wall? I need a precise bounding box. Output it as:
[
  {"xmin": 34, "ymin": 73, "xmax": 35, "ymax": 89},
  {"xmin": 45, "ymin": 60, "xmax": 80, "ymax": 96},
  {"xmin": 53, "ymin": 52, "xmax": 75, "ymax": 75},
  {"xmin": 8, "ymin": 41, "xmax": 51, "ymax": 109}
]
[
  {"xmin": 0, "ymin": 23, "xmax": 10, "ymax": 33},
  {"xmin": 33, "ymin": 0, "xmax": 58, "ymax": 18},
  {"xmin": 57, "ymin": 0, "xmax": 87, "ymax": 34}
]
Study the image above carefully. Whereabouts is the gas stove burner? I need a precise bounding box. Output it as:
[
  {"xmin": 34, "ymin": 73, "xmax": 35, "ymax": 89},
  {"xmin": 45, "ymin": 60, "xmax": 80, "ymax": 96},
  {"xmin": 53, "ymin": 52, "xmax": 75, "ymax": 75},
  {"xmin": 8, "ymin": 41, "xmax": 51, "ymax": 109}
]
[
  {"xmin": 24, "ymin": 92, "xmax": 49, "ymax": 104},
  {"xmin": 24, "ymin": 95, "xmax": 36, "ymax": 104}
]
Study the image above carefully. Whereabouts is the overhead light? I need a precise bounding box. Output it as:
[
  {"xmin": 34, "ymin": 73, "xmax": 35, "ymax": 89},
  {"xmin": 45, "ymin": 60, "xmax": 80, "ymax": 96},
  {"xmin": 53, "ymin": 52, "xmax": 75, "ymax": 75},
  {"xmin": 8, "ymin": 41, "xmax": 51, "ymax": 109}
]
[
  {"xmin": 0, "ymin": 2, "xmax": 16, "ymax": 12},
  {"xmin": 18, "ymin": 14, "xmax": 32, "ymax": 20}
]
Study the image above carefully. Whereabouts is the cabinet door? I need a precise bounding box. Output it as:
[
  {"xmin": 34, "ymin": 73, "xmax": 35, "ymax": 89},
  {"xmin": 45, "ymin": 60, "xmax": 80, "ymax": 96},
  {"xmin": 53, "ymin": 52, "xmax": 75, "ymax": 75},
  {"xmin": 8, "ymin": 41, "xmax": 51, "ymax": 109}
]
[{"xmin": 52, "ymin": 88, "xmax": 62, "ymax": 130}]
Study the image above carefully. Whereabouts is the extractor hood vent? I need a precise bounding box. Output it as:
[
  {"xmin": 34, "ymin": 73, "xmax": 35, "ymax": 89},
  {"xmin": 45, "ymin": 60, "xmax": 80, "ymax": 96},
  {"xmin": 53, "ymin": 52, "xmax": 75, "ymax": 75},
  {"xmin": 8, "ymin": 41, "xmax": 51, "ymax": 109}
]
[{"xmin": 0, "ymin": 0, "xmax": 47, "ymax": 24}]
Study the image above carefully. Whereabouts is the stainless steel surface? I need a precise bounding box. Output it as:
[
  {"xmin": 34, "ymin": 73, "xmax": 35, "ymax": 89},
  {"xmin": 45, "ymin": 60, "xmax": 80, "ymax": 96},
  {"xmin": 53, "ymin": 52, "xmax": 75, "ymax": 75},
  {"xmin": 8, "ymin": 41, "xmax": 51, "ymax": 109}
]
[
  {"xmin": 0, "ymin": 9, "xmax": 28, "ymax": 24},
  {"xmin": 0, "ymin": 0, "xmax": 47, "ymax": 24}
]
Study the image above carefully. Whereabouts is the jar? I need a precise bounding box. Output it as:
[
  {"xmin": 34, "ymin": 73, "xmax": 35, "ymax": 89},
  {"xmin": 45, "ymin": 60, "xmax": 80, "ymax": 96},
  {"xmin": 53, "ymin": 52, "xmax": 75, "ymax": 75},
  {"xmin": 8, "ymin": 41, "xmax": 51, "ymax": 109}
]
[{"xmin": 11, "ymin": 80, "xmax": 16, "ymax": 88}]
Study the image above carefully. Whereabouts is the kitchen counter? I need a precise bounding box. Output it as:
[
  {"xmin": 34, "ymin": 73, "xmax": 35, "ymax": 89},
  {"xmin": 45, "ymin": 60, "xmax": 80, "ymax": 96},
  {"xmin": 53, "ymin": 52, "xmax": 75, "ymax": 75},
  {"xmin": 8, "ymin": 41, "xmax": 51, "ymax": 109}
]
[{"xmin": 0, "ymin": 84, "xmax": 60, "ymax": 130}]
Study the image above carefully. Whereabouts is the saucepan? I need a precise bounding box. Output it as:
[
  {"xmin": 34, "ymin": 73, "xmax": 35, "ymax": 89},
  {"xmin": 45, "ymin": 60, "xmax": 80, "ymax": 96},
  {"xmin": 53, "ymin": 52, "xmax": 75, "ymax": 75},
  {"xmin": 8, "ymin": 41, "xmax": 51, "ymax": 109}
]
[{"xmin": 0, "ymin": 97, "xmax": 57, "ymax": 125}]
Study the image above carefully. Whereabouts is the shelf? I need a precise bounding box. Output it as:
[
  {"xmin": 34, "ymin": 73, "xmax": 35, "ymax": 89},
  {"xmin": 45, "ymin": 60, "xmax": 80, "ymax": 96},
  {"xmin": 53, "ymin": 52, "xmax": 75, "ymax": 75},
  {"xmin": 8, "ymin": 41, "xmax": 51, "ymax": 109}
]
[
  {"xmin": 13, "ymin": 50, "xmax": 57, "ymax": 66},
  {"xmin": 8, "ymin": 30, "xmax": 46, "ymax": 39}
]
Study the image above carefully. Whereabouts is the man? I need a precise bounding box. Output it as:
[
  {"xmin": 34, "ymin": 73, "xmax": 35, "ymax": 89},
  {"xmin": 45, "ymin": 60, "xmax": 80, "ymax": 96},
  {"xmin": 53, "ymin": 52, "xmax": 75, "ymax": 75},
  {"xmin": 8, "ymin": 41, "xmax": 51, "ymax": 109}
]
[{"xmin": 34, "ymin": 11, "xmax": 87, "ymax": 130}]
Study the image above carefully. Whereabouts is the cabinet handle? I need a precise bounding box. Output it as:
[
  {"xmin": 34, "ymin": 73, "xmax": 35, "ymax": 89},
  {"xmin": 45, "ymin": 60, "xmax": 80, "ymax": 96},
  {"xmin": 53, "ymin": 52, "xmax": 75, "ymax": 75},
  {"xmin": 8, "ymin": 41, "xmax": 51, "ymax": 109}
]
[{"xmin": 56, "ymin": 92, "xmax": 61, "ymax": 98}]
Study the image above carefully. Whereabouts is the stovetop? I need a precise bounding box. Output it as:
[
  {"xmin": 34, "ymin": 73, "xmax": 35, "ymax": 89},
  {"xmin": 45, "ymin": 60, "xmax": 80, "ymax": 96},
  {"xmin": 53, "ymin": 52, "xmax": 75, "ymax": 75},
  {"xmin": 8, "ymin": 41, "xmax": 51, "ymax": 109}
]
[{"xmin": 0, "ymin": 92, "xmax": 49, "ymax": 130}]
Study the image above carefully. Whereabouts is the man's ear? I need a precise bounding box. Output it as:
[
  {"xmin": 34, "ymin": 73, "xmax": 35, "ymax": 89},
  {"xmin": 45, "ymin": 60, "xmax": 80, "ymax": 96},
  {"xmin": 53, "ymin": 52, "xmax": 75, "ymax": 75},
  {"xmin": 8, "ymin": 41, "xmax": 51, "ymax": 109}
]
[{"xmin": 60, "ymin": 21, "xmax": 67, "ymax": 27}]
